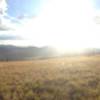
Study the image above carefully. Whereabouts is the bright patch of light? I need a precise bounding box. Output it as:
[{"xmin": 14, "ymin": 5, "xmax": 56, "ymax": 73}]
[{"xmin": 12, "ymin": 0, "xmax": 100, "ymax": 52}]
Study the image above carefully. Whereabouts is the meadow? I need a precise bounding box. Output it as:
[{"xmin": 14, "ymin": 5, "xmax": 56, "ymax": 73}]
[{"xmin": 0, "ymin": 55, "xmax": 100, "ymax": 100}]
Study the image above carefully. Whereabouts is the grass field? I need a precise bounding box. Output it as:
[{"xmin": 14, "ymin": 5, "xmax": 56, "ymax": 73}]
[{"xmin": 0, "ymin": 55, "xmax": 100, "ymax": 100}]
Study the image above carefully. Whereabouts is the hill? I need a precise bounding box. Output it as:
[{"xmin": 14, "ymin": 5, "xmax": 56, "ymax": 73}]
[
  {"xmin": 0, "ymin": 45, "xmax": 100, "ymax": 60},
  {"xmin": 0, "ymin": 45, "xmax": 58, "ymax": 60}
]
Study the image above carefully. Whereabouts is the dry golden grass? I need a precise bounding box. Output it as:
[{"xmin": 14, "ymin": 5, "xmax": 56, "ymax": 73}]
[{"xmin": 0, "ymin": 55, "xmax": 100, "ymax": 100}]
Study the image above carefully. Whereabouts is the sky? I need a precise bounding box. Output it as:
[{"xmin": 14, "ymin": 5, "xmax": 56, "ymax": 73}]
[{"xmin": 0, "ymin": 0, "xmax": 100, "ymax": 48}]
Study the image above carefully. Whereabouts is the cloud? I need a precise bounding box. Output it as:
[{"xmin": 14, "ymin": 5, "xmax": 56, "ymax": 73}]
[
  {"xmin": 0, "ymin": 0, "xmax": 44, "ymax": 31},
  {"xmin": 0, "ymin": 24, "xmax": 11, "ymax": 30},
  {"xmin": 0, "ymin": 0, "xmax": 10, "ymax": 30},
  {"xmin": 0, "ymin": 0, "xmax": 18, "ymax": 31},
  {"xmin": 0, "ymin": 0, "xmax": 41, "ymax": 31},
  {"xmin": 0, "ymin": 34, "xmax": 22, "ymax": 40},
  {"xmin": 0, "ymin": 0, "xmax": 7, "ymax": 15}
]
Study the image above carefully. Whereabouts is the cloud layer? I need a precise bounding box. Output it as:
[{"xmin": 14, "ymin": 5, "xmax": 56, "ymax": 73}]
[{"xmin": 0, "ymin": 34, "xmax": 22, "ymax": 40}]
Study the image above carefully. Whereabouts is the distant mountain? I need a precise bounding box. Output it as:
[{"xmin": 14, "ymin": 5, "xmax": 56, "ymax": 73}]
[
  {"xmin": 0, "ymin": 45, "xmax": 100, "ymax": 60},
  {"xmin": 0, "ymin": 45, "xmax": 59, "ymax": 60}
]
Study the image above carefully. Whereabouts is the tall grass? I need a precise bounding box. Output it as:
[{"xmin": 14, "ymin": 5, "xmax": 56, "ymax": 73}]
[{"xmin": 0, "ymin": 55, "xmax": 100, "ymax": 100}]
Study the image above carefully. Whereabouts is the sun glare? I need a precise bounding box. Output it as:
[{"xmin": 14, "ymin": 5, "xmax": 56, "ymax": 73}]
[{"xmin": 14, "ymin": 0, "xmax": 95, "ymax": 53}]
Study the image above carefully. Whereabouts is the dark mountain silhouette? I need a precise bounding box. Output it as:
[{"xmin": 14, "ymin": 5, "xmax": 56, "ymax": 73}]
[{"xmin": 0, "ymin": 45, "xmax": 100, "ymax": 61}]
